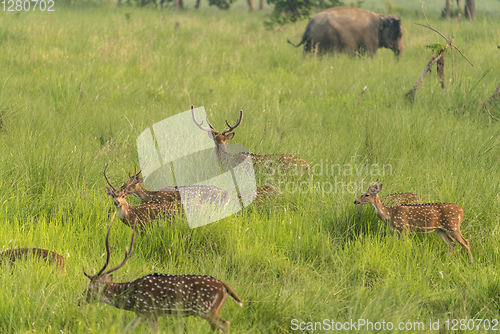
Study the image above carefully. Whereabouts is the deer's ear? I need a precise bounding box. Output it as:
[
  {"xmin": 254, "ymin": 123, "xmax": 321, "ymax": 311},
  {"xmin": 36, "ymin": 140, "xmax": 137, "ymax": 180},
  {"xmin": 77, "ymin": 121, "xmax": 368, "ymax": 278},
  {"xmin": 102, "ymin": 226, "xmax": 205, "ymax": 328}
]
[
  {"xmin": 376, "ymin": 184, "xmax": 383, "ymax": 193},
  {"xmin": 225, "ymin": 132, "xmax": 235, "ymax": 141},
  {"xmin": 105, "ymin": 187, "xmax": 114, "ymax": 197},
  {"xmin": 102, "ymin": 275, "xmax": 113, "ymax": 283},
  {"xmin": 124, "ymin": 187, "xmax": 135, "ymax": 197}
]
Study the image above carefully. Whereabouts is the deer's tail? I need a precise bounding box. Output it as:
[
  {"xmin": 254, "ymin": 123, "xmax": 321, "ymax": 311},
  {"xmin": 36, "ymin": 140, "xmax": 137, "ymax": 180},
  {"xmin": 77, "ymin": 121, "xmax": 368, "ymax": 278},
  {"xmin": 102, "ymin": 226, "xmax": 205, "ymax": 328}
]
[{"xmin": 222, "ymin": 282, "xmax": 243, "ymax": 306}]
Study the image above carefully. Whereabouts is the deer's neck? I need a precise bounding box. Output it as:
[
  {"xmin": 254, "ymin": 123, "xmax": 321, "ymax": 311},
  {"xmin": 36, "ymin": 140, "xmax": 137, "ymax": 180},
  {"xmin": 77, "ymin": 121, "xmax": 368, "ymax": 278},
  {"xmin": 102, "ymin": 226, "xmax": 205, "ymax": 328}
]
[
  {"xmin": 102, "ymin": 282, "xmax": 135, "ymax": 311},
  {"xmin": 216, "ymin": 142, "xmax": 231, "ymax": 156},
  {"xmin": 215, "ymin": 143, "xmax": 238, "ymax": 165},
  {"xmin": 115, "ymin": 203, "xmax": 135, "ymax": 227},
  {"xmin": 133, "ymin": 185, "xmax": 154, "ymax": 202},
  {"xmin": 370, "ymin": 196, "xmax": 392, "ymax": 221}
]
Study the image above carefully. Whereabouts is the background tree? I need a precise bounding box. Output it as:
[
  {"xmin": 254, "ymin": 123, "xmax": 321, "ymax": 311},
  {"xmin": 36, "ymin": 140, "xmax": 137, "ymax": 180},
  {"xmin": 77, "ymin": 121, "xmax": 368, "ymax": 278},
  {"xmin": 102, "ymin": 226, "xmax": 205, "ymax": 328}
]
[
  {"xmin": 247, "ymin": 0, "xmax": 255, "ymax": 11},
  {"xmin": 464, "ymin": 0, "xmax": 476, "ymax": 19},
  {"xmin": 442, "ymin": 0, "xmax": 450, "ymax": 18},
  {"xmin": 265, "ymin": 0, "xmax": 344, "ymax": 27}
]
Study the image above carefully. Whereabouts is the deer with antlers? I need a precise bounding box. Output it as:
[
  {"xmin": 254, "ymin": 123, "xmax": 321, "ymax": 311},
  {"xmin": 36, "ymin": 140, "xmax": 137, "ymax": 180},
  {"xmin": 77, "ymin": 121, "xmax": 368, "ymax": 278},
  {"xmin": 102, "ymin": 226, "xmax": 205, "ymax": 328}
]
[
  {"xmin": 82, "ymin": 213, "xmax": 242, "ymax": 333},
  {"xmin": 0, "ymin": 248, "xmax": 65, "ymax": 274},
  {"xmin": 354, "ymin": 182, "xmax": 472, "ymax": 263},
  {"xmin": 126, "ymin": 169, "xmax": 230, "ymax": 207},
  {"xmin": 104, "ymin": 165, "xmax": 183, "ymax": 232},
  {"xmin": 191, "ymin": 107, "xmax": 310, "ymax": 176}
]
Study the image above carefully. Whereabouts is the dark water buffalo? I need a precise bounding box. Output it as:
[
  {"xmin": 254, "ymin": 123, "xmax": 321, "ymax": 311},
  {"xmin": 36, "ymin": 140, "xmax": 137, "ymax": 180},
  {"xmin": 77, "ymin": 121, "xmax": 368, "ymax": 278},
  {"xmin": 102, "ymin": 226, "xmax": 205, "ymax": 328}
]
[{"xmin": 288, "ymin": 6, "xmax": 403, "ymax": 57}]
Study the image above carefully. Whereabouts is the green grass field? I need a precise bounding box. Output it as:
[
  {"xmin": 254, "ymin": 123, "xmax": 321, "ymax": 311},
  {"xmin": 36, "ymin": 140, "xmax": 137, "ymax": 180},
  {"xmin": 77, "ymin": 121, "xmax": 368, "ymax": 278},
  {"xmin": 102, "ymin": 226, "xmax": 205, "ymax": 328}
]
[{"xmin": 0, "ymin": 1, "xmax": 499, "ymax": 333}]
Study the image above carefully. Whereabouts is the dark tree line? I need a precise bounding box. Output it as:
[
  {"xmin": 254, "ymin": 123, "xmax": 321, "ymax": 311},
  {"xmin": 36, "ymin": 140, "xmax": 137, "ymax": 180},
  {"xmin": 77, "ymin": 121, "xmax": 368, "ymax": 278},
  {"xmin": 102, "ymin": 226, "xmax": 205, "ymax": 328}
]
[{"xmin": 118, "ymin": 0, "xmax": 264, "ymax": 10}]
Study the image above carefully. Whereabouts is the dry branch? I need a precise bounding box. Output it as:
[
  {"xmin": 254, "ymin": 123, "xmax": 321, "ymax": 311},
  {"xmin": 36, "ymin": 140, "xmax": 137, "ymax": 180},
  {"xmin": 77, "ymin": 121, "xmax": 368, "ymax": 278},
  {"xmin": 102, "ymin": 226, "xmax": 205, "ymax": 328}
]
[
  {"xmin": 405, "ymin": 11, "xmax": 473, "ymax": 100},
  {"xmin": 483, "ymin": 104, "xmax": 499, "ymax": 122},
  {"xmin": 483, "ymin": 82, "xmax": 500, "ymax": 122},
  {"xmin": 491, "ymin": 82, "xmax": 500, "ymax": 102},
  {"xmin": 358, "ymin": 86, "xmax": 367, "ymax": 104},
  {"xmin": 406, "ymin": 52, "xmax": 446, "ymax": 100},
  {"xmin": 482, "ymin": 47, "xmax": 500, "ymax": 121}
]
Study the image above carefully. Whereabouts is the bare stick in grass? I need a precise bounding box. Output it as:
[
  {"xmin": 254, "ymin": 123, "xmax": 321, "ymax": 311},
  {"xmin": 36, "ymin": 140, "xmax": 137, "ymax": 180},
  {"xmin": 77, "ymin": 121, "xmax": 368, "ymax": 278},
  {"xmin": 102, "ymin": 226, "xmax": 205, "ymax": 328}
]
[{"xmin": 406, "ymin": 3, "xmax": 473, "ymax": 100}]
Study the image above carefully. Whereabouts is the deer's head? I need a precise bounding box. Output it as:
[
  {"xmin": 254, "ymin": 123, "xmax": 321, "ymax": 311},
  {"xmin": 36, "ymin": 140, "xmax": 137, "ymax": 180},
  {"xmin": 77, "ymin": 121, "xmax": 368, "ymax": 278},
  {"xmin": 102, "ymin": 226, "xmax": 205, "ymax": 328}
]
[
  {"xmin": 191, "ymin": 106, "xmax": 243, "ymax": 148},
  {"xmin": 82, "ymin": 274, "xmax": 115, "ymax": 304},
  {"xmin": 123, "ymin": 169, "xmax": 145, "ymax": 195},
  {"xmin": 103, "ymin": 165, "xmax": 135, "ymax": 208},
  {"xmin": 354, "ymin": 182, "xmax": 383, "ymax": 205}
]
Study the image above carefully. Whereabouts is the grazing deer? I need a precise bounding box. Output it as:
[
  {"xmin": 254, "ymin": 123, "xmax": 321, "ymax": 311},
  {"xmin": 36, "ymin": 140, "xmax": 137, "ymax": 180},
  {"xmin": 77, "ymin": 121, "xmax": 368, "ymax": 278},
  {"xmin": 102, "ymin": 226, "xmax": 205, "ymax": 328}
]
[
  {"xmin": 0, "ymin": 248, "xmax": 65, "ymax": 274},
  {"xmin": 191, "ymin": 107, "xmax": 310, "ymax": 176},
  {"xmin": 383, "ymin": 192, "xmax": 425, "ymax": 207},
  {"xmin": 104, "ymin": 165, "xmax": 182, "ymax": 232},
  {"xmin": 126, "ymin": 170, "xmax": 230, "ymax": 207},
  {"xmin": 237, "ymin": 184, "xmax": 283, "ymax": 206},
  {"xmin": 354, "ymin": 182, "xmax": 473, "ymax": 263},
  {"xmin": 82, "ymin": 214, "xmax": 242, "ymax": 333}
]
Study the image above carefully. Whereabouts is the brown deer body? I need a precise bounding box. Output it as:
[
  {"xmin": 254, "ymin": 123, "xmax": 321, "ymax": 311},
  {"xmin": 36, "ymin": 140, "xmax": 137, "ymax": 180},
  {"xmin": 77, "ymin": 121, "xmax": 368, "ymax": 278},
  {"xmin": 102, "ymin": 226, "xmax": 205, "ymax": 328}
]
[
  {"xmin": 191, "ymin": 107, "xmax": 310, "ymax": 176},
  {"xmin": 383, "ymin": 192, "xmax": 425, "ymax": 207},
  {"xmin": 82, "ymin": 214, "xmax": 242, "ymax": 333},
  {"xmin": 127, "ymin": 171, "xmax": 230, "ymax": 206},
  {"xmin": 104, "ymin": 166, "xmax": 182, "ymax": 231},
  {"xmin": 0, "ymin": 248, "xmax": 65, "ymax": 273},
  {"xmin": 354, "ymin": 182, "xmax": 472, "ymax": 262},
  {"xmin": 237, "ymin": 184, "xmax": 283, "ymax": 206}
]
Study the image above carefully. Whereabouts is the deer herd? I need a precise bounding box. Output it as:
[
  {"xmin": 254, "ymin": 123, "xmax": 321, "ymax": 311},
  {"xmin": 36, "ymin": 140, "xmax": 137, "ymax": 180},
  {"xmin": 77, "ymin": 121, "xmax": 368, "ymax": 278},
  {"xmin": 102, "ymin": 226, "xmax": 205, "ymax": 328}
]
[{"xmin": 1, "ymin": 106, "xmax": 475, "ymax": 333}]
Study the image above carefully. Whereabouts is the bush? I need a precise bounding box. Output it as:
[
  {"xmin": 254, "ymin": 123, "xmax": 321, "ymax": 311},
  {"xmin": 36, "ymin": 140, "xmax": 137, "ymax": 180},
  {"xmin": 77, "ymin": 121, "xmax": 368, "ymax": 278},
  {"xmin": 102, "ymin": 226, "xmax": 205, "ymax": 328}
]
[
  {"xmin": 208, "ymin": 0, "xmax": 235, "ymax": 9},
  {"xmin": 265, "ymin": 0, "xmax": 344, "ymax": 27}
]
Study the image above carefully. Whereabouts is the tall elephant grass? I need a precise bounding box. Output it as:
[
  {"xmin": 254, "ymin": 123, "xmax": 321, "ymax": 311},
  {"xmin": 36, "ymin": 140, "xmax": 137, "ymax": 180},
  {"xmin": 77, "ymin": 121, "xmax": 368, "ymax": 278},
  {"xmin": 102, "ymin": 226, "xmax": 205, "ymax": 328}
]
[{"xmin": 0, "ymin": 4, "xmax": 499, "ymax": 333}]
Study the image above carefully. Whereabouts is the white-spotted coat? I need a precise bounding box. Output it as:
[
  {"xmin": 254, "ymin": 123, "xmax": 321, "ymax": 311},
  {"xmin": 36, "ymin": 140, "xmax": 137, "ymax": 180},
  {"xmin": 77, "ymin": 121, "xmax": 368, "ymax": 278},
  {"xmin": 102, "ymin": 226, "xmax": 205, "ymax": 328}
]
[{"xmin": 354, "ymin": 182, "xmax": 472, "ymax": 262}]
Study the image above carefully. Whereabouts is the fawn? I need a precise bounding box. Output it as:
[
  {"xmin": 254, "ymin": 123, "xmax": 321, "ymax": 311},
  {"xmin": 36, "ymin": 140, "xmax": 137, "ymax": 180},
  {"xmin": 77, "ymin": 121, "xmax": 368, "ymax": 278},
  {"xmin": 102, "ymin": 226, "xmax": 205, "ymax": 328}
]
[
  {"xmin": 0, "ymin": 248, "xmax": 65, "ymax": 273},
  {"xmin": 354, "ymin": 182, "xmax": 473, "ymax": 263}
]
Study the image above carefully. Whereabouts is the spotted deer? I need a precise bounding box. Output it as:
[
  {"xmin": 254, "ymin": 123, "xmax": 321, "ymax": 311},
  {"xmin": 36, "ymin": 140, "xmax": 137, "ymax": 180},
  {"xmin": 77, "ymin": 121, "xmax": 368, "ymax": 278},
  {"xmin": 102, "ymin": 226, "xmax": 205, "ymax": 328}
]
[
  {"xmin": 383, "ymin": 192, "xmax": 425, "ymax": 207},
  {"xmin": 191, "ymin": 107, "xmax": 310, "ymax": 176},
  {"xmin": 104, "ymin": 165, "xmax": 182, "ymax": 232},
  {"xmin": 82, "ymin": 213, "xmax": 242, "ymax": 333},
  {"xmin": 354, "ymin": 182, "xmax": 473, "ymax": 263},
  {"xmin": 0, "ymin": 248, "xmax": 65, "ymax": 274},
  {"xmin": 126, "ymin": 170, "xmax": 230, "ymax": 207},
  {"xmin": 237, "ymin": 184, "xmax": 284, "ymax": 206}
]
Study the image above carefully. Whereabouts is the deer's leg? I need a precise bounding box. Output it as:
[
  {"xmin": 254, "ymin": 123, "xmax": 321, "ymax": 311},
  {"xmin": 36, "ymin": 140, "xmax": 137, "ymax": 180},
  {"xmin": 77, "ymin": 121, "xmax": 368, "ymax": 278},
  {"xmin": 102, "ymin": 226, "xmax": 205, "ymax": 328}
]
[
  {"xmin": 436, "ymin": 229, "xmax": 456, "ymax": 253},
  {"xmin": 146, "ymin": 315, "xmax": 159, "ymax": 333},
  {"xmin": 125, "ymin": 316, "xmax": 143, "ymax": 334},
  {"xmin": 203, "ymin": 302, "xmax": 229, "ymax": 334},
  {"xmin": 204, "ymin": 314, "xmax": 218, "ymax": 332},
  {"xmin": 204, "ymin": 314, "xmax": 229, "ymax": 333},
  {"xmin": 395, "ymin": 223, "xmax": 409, "ymax": 240},
  {"xmin": 216, "ymin": 318, "xmax": 230, "ymax": 333},
  {"xmin": 448, "ymin": 230, "xmax": 473, "ymax": 263},
  {"xmin": 391, "ymin": 218, "xmax": 408, "ymax": 240},
  {"xmin": 401, "ymin": 226, "xmax": 410, "ymax": 240}
]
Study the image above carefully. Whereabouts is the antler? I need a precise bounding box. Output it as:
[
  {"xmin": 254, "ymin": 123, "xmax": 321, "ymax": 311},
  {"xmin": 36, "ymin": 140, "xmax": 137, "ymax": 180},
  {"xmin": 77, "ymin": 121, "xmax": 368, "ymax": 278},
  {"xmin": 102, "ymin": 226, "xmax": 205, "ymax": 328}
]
[
  {"xmin": 102, "ymin": 217, "xmax": 138, "ymax": 277},
  {"xmin": 121, "ymin": 166, "xmax": 139, "ymax": 190},
  {"xmin": 104, "ymin": 164, "xmax": 117, "ymax": 191},
  {"xmin": 83, "ymin": 212, "xmax": 117, "ymax": 280},
  {"xmin": 191, "ymin": 106, "xmax": 217, "ymax": 133},
  {"xmin": 128, "ymin": 166, "xmax": 142, "ymax": 182},
  {"xmin": 222, "ymin": 110, "xmax": 243, "ymax": 135},
  {"xmin": 83, "ymin": 213, "xmax": 138, "ymax": 280}
]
